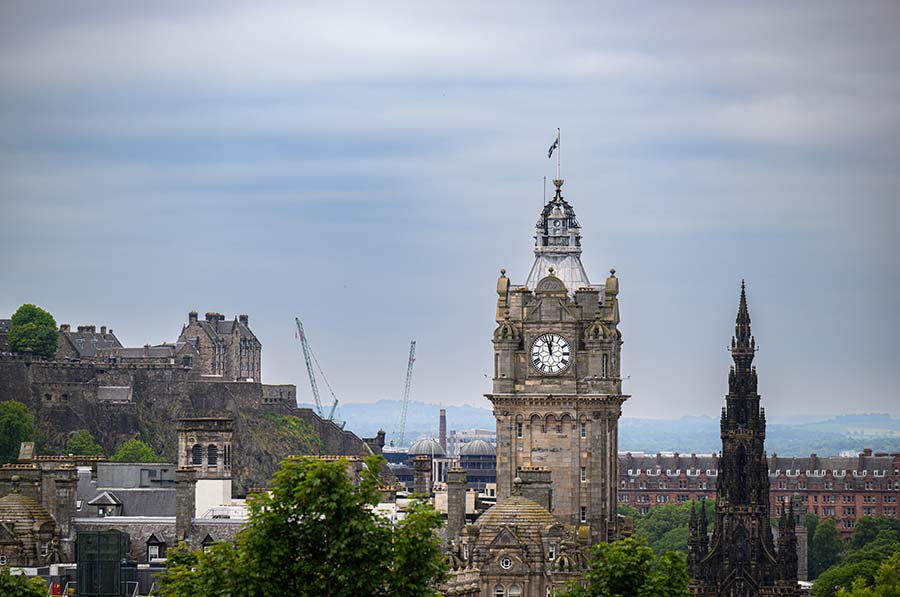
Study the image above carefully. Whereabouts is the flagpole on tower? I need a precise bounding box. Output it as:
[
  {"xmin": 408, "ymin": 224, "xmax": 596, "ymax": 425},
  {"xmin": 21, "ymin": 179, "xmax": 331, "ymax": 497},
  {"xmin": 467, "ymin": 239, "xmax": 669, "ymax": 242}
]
[{"xmin": 556, "ymin": 127, "xmax": 561, "ymax": 181}]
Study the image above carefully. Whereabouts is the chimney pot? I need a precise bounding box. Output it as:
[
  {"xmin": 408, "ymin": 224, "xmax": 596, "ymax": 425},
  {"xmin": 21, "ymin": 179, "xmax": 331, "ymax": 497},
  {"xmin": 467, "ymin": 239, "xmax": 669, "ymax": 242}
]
[{"xmin": 101, "ymin": 326, "xmax": 107, "ymax": 335}]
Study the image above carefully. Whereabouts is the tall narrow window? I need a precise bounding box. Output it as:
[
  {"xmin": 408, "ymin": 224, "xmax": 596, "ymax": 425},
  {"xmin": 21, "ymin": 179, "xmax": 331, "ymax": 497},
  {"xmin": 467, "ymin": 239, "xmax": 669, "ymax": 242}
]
[
  {"xmin": 580, "ymin": 506, "xmax": 587, "ymax": 523},
  {"xmin": 207, "ymin": 444, "xmax": 218, "ymax": 467},
  {"xmin": 580, "ymin": 422, "xmax": 586, "ymax": 438},
  {"xmin": 602, "ymin": 354, "xmax": 609, "ymax": 377},
  {"xmin": 581, "ymin": 467, "xmax": 587, "ymax": 482},
  {"xmin": 192, "ymin": 444, "xmax": 202, "ymax": 466},
  {"xmin": 516, "ymin": 422, "xmax": 523, "ymax": 438}
]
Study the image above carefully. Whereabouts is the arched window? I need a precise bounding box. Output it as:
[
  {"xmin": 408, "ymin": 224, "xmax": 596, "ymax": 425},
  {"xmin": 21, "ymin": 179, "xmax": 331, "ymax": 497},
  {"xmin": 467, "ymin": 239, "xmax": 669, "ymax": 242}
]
[
  {"xmin": 191, "ymin": 444, "xmax": 202, "ymax": 466},
  {"xmin": 493, "ymin": 585, "xmax": 506, "ymax": 597},
  {"xmin": 207, "ymin": 444, "xmax": 218, "ymax": 467},
  {"xmin": 509, "ymin": 585, "xmax": 522, "ymax": 596},
  {"xmin": 0, "ymin": 554, "xmax": 7, "ymax": 566},
  {"xmin": 602, "ymin": 353, "xmax": 609, "ymax": 377}
]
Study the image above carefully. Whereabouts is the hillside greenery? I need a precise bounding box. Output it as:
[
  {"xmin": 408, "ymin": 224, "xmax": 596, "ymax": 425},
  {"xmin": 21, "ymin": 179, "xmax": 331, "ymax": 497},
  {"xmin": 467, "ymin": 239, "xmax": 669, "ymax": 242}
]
[
  {"xmin": 0, "ymin": 401, "xmax": 34, "ymax": 465},
  {"xmin": 618, "ymin": 500, "xmax": 714, "ymax": 555}
]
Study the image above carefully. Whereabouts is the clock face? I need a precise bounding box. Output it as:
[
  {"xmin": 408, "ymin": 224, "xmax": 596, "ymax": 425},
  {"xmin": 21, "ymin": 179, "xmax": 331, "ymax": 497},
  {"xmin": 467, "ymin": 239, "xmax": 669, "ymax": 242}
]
[{"xmin": 530, "ymin": 333, "xmax": 571, "ymax": 374}]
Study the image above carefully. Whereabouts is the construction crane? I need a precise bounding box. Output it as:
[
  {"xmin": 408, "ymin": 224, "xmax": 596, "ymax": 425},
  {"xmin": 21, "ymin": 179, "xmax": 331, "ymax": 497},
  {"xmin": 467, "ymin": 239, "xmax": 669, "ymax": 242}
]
[
  {"xmin": 294, "ymin": 317, "xmax": 343, "ymax": 427},
  {"xmin": 395, "ymin": 340, "xmax": 416, "ymax": 447}
]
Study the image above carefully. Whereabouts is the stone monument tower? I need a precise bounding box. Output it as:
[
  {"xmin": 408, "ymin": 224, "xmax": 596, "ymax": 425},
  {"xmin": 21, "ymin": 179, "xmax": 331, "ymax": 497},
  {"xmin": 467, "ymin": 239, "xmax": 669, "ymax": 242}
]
[
  {"xmin": 688, "ymin": 282, "xmax": 799, "ymax": 596},
  {"xmin": 487, "ymin": 179, "xmax": 627, "ymax": 543}
]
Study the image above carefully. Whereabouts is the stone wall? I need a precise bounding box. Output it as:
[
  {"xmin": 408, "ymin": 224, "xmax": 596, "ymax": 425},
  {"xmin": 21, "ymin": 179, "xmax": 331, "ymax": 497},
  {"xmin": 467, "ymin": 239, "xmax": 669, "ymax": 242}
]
[{"xmin": 0, "ymin": 354, "xmax": 370, "ymax": 491}]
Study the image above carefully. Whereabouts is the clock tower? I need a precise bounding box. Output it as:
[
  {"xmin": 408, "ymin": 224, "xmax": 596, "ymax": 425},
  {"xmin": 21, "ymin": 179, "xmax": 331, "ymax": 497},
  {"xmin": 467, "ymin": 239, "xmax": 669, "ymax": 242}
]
[{"xmin": 488, "ymin": 179, "xmax": 627, "ymax": 543}]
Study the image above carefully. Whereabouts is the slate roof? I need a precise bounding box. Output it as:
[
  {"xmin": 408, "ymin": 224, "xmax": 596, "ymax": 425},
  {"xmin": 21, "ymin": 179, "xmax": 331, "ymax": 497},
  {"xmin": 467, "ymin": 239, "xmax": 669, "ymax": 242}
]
[
  {"xmin": 61, "ymin": 328, "xmax": 122, "ymax": 358},
  {"xmin": 619, "ymin": 453, "xmax": 719, "ymax": 475}
]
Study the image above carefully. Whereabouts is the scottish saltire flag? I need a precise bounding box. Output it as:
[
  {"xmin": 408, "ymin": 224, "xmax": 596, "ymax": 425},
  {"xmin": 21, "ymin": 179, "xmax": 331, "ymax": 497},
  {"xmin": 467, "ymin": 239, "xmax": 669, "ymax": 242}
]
[{"xmin": 548, "ymin": 133, "xmax": 559, "ymax": 158}]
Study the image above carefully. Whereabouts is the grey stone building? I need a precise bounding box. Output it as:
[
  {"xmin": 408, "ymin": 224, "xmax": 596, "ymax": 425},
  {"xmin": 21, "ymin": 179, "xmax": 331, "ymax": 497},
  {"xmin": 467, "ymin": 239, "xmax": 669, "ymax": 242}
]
[
  {"xmin": 488, "ymin": 179, "xmax": 627, "ymax": 544},
  {"xmin": 178, "ymin": 311, "xmax": 261, "ymax": 381},
  {"xmin": 56, "ymin": 324, "xmax": 122, "ymax": 360}
]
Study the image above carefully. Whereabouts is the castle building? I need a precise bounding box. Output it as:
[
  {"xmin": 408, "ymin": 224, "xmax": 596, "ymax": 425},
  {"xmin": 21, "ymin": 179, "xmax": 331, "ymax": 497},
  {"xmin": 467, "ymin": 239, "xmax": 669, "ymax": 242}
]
[
  {"xmin": 178, "ymin": 311, "xmax": 261, "ymax": 381},
  {"xmin": 488, "ymin": 179, "xmax": 627, "ymax": 543},
  {"xmin": 688, "ymin": 282, "xmax": 799, "ymax": 596},
  {"xmin": 56, "ymin": 324, "xmax": 122, "ymax": 360}
]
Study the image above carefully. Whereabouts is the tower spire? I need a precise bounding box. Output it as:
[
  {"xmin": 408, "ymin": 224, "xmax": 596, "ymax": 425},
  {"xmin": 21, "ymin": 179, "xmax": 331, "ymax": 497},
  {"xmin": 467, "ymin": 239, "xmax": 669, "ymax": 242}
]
[{"xmin": 731, "ymin": 279, "xmax": 755, "ymax": 372}]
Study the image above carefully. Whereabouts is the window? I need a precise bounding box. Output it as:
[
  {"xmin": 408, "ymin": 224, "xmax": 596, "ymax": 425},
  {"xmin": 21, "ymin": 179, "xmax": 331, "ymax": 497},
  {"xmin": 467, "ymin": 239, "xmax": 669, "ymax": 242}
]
[
  {"xmin": 657, "ymin": 495, "xmax": 669, "ymax": 503},
  {"xmin": 509, "ymin": 585, "xmax": 522, "ymax": 596},
  {"xmin": 659, "ymin": 481, "xmax": 667, "ymax": 489},
  {"xmin": 516, "ymin": 423, "xmax": 523, "ymax": 439},
  {"xmin": 192, "ymin": 444, "xmax": 203, "ymax": 466},
  {"xmin": 580, "ymin": 506, "xmax": 587, "ymax": 523},
  {"xmin": 61, "ymin": 393, "xmax": 69, "ymax": 402},
  {"xmin": 639, "ymin": 480, "xmax": 647, "ymax": 489},
  {"xmin": 618, "ymin": 494, "xmax": 629, "ymax": 503},
  {"xmin": 548, "ymin": 544, "xmax": 557, "ymax": 561},
  {"xmin": 494, "ymin": 585, "xmax": 506, "ymax": 597},
  {"xmin": 0, "ymin": 555, "xmax": 6, "ymax": 566},
  {"xmin": 580, "ymin": 422, "xmax": 586, "ymax": 438},
  {"xmin": 98, "ymin": 507, "xmax": 105, "ymax": 517},
  {"xmin": 207, "ymin": 444, "xmax": 218, "ymax": 467},
  {"xmin": 581, "ymin": 467, "xmax": 587, "ymax": 482},
  {"xmin": 463, "ymin": 544, "xmax": 469, "ymax": 559},
  {"xmin": 679, "ymin": 480, "xmax": 687, "ymax": 489},
  {"xmin": 40, "ymin": 543, "xmax": 48, "ymax": 557},
  {"xmin": 44, "ymin": 393, "xmax": 52, "ymax": 401},
  {"xmin": 825, "ymin": 481, "xmax": 833, "ymax": 490},
  {"xmin": 500, "ymin": 557, "xmax": 512, "ymax": 569},
  {"xmin": 148, "ymin": 544, "xmax": 161, "ymax": 560}
]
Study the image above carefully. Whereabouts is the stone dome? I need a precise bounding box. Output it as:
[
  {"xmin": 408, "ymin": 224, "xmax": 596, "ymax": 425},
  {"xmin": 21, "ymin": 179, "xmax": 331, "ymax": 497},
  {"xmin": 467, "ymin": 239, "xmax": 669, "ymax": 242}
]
[
  {"xmin": 474, "ymin": 495, "xmax": 560, "ymax": 547},
  {"xmin": 408, "ymin": 438, "xmax": 445, "ymax": 457},
  {"xmin": 459, "ymin": 439, "xmax": 496, "ymax": 456}
]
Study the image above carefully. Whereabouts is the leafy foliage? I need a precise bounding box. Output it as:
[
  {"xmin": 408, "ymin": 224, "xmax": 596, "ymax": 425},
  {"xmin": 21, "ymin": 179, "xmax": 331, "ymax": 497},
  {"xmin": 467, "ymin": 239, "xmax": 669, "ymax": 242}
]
[
  {"xmin": 811, "ymin": 517, "xmax": 900, "ymax": 597},
  {"xmin": 8, "ymin": 304, "xmax": 57, "ymax": 358},
  {"xmin": 0, "ymin": 567, "xmax": 47, "ymax": 597},
  {"xmin": 263, "ymin": 413, "xmax": 322, "ymax": 453},
  {"xmin": 65, "ymin": 429, "xmax": 103, "ymax": 456},
  {"xmin": 158, "ymin": 455, "xmax": 446, "ymax": 597},
  {"xmin": 0, "ymin": 401, "xmax": 34, "ymax": 465},
  {"xmin": 562, "ymin": 536, "xmax": 690, "ymax": 597},
  {"xmin": 627, "ymin": 499, "xmax": 714, "ymax": 555},
  {"xmin": 811, "ymin": 518, "xmax": 844, "ymax": 579},
  {"xmin": 835, "ymin": 551, "xmax": 900, "ymax": 596},
  {"xmin": 110, "ymin": 439, "xmax": 158, "ymax": 463}
]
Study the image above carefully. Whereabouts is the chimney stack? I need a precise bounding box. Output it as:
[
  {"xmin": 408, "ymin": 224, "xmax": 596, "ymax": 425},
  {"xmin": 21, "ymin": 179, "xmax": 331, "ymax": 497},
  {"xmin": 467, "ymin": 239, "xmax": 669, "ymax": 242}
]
[
  {"xmin": 189, "ymin": 311, "xmax": 198, "ymax": 324},
  {"xmin": 439, "ymin": 409, "xmax": 447, "ymax": 452},
  {"xmin": 413, "ymin": 455, "xmax": 431, "ymax": 496},
  {"xmin": 175, "ymin": 467, "xmax": 197, "ymax": 543},
  {"xmin": 447, "ymin": 467, "xmax": 467, "ymax": 540},
  {"xmin": 60, "ymin": 324, "xmax": 71, "ymax": 333},
  {"xmin": 239, "ymin": 314, "xmax": 249, "ymax": 326},
  {"xmin": 518, "ymin": 466, "xmax": 552, "ymax": 512},
  {"xmin": 100, "ymin": 326, "xmax": 107, "ymax": 335}
]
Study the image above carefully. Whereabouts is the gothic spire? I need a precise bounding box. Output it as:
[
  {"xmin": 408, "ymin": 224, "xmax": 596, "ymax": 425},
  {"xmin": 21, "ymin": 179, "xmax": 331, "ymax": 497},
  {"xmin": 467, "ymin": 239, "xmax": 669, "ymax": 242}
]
[{"xmin": 731, "ymin": 280, "xmax": 755, "ymax": 372}]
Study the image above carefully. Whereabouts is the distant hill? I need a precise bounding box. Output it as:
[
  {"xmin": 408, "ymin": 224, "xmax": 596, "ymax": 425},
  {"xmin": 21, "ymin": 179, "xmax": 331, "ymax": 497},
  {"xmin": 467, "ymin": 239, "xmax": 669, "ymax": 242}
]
[{"xmin": 306, "ymin": 401, "xmax": 900, "ymax": 456}]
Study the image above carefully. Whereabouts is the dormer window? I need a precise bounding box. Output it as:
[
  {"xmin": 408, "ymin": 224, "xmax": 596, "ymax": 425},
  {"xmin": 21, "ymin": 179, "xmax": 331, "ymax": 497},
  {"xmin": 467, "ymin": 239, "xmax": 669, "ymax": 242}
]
[{"xmin": 548, "ymin": 544, "xmax": 557, "ymax": 561}]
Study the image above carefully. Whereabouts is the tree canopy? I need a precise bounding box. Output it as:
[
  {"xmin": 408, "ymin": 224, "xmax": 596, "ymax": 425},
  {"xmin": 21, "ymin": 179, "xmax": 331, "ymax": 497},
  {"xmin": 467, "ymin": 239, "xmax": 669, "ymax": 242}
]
[
  {"xmin": 811, "ymin": 517, "xmax": 900, "ymax": 597},
  {"xmin": 562, "ymin": 536, "xmax": 690, "ymax": 597},
  {"xmin": 110, "ymin": 439, "xmax": 158, "ymax": 463},
  {"xmin": 811, "ymin": 518, "xmax": 844, "ymax": 580},
  {"xmin": 0, "ymin": 566, "xmax": 47, "ymax": 597},
  {"xmin": 65, "ymin": 429, "xmax": 104, "ymax": 456},
  {"xmin": 0, "ymin": 401, "xmax": 34, "ymax": 465},
  {"xmin": 158, "ymin": 455, "xmax": 447, "ymax": 597},
  {"xmin": 836, "ymin": 551, "xmax": 900, "ymax": 596},
  {"xmin": 8, "ymin": 304, "xmax": 57, "ymax": 358},
  {"xmin": 617, "ymin": 499, "xmax": 714, "ymax": 555}
]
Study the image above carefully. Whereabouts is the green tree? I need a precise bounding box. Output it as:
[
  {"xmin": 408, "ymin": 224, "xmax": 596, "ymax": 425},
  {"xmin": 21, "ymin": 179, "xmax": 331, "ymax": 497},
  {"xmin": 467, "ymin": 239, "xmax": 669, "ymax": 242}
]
[
  {"xmin": 8, "ymin": 304, "xmax": 57, "ymax": 358},
  {"xmin": 110, "ymin": 439, "xmax": 158, "ymax": 463},
  {"xmin": 65, "ymin": 429, "xmax": 103, "ymax": 456},
  {"xmin": 0, "ymin": 401, "xmax": 34, "ymax": 465},
  {"xmin": 836, "ymin": 551, "xmax": 900, "ymax": 596},
  {"xmin": 0, "ymin": 567, "xmax": 47, "ymax": 597},
  {"xmin": 850, "ymin": 518, "xmax": 900, "ymax": 551},
  {"xmin": 631, "ymin": 499, "xmax": 714, "ymax": 555},
  {"xmin": 158, "ymin": 455, "xmax": 447, "ymax": 597},
  {"xmin": 562, "ymin": 536, "xmax": 690, "ymax": 597},
  {"xmin": 807, "ymin": 513, "xmax": 820, "ymax": 578},
  {"xmin": 811, "ymin": 518, "xmax": 844, "ymax": 578}
]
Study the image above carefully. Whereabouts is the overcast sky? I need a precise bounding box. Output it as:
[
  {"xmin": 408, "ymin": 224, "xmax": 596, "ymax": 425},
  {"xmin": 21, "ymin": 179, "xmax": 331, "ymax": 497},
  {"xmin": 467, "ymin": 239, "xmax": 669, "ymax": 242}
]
[{"xmin": 1, "ymin": 2, "xmax": 898, "ymax": 420}]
